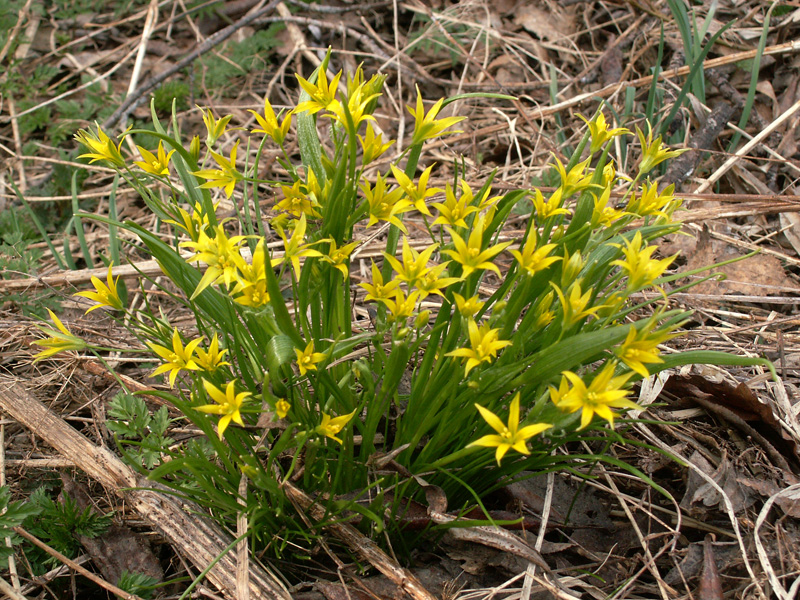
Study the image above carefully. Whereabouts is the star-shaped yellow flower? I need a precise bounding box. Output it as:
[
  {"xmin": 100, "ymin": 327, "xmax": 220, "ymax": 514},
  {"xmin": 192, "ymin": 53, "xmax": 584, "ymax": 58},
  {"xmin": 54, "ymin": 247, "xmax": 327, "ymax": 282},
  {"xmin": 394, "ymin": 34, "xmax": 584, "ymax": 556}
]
[
  {"xmin": 295, "ymin": 68, "xmax": 342, "ymax": 115},
  {"xmin": 359, "ymin": 261, "xmax": 401, "ymax": 303},
  {"xmin": 75, "ymin": 124, "xmax": 126, "ymax": 168},
  {"xmin": 195, "ymin": 333, "xmax": 230, "ymax": 373},
  {"xmin": 431, "ymin": 181, "xmax": 480, "ymax": 228},
  {"xmin": 510, "ymin": 231, "xmax": 560, "ymax": 277},
  {"xmin": 358, "ymin": 123, "xmax": 394, "ymax": 164},
  {"xmin": 443, "ymin": 216, "xmax": 511, "ymax": 277},
  {"xmin": 199, "ymin": 107, "xmax": 232, "ymax": 147},
  {"xmin": 249, "ymin": 97, "xmax": 291, "ymax": 145},
  {"xmin": 277, "ymin": 214, "xmax": 324, "ymax": 280},
  {"xmin": 453, "ymin": 293, "xmax": 484, "ymax": 319},
  {"xmin": 611, "ymin": 231, "xmax": 676, "ymax": 291},
  {"xmin": 321, "ymin": 239, "xmax": 359, "ymax": 279},
  {"xmin": 275, "ymin": 399, "xmax": 291, "ymax": 419},
  {"xmin": 446, "ymin": 319, "xmax": 511, "ymax": 376},
  {"xmin": 193, "ymin": 141, "xmax": 243, "ymax": 198},
  {"xmin": 469, "ymin": 393, "xmax": 552, "ymax": 464},
  {"xmin": 315, "ymin": 409, "xmax": 357, "ymax": 444},
  {"xmin": 407, "ymin": 85, "xmax": 466, "ymax": 146},
  {"xmin": 134, "ymin": 141, "xmax": 175, "ymax": 176},
  {"xmin": 295, "ymin": 340, "xmax": 326, "ymax": 376},
  {"xmin": 578, "ymin": 112, "xmax": 630, "ymax": 154},
  {"xmin": 147, "ymin": 328, "xmax": 203, "ymax": 387},
  {"xmin": 32, "ymin": 309, "xmax": 87, "ymax": 362},
  {"xmin": 74, "ymin": 262, "xmax": 124, "ymax": 313},
  {"xmin": 181, "ymin": 224, "xmax": 247, "ymax": 300},
  {"xmin": 390, "ymin": 164, "xmax": 440, "ymax": 216},
  {"xmin": 195, "ymin": 379, "xmax": 250, "ymax": 439},
  {"xmin": 362, "ymin": 173, "xmax": 412, "ymax": 233},
  {"xmin": 549, "ymin": 363, "xmax": 638, "ymax": 429},
  {"xmin": 635, "ymin": 124, "xmax": 687, "ymax": 175}
]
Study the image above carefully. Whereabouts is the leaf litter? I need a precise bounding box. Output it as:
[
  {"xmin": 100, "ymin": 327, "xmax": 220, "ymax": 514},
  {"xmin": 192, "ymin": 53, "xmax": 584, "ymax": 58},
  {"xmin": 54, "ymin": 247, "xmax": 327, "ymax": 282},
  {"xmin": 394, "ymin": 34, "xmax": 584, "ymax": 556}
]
[{"xmin": 2, "ymin": 0, "xmax": 800, "ymax": 598}]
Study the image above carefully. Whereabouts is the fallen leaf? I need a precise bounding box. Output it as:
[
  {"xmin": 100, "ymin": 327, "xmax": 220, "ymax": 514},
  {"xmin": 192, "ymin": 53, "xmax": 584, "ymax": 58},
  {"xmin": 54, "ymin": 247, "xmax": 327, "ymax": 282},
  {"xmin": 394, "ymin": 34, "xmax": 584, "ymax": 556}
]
[
  {"xmin": 664, "ymin": 374, "xmax": 800, "ymax": 472},
  {"xmin": 698, "ymin": 537, "xmax": 723, "ymax": 600},
  {"xmin": 60, "ymin": 474, "xmax": 163, "ymax": 587},
  {"xmin": 513, "ymin": 0, "xmax": 576, "ymax": 43}
]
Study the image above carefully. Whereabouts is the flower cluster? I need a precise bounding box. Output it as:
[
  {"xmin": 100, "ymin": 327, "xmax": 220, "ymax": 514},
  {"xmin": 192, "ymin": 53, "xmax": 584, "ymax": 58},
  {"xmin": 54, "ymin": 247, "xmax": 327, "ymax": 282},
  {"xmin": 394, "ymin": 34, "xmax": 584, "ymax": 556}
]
[{"xmin": 50, "ymin": 55, "xmax": 759, "ymax": 558}]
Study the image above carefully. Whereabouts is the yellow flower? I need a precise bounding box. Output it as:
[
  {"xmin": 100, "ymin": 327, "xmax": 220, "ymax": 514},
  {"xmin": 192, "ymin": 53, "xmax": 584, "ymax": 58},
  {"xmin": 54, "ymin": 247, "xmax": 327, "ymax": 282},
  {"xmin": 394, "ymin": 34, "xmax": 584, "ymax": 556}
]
[
  {"xmin": 304, "ymin": 168, "xmax": 332, "ymax": 210},
  {"xmin": 133, "ymin": 141, "xmax": 174, "ymax": 176},
  {"xmin": 359, "ymin": 261, "xmax": 401, "ymax": 303},
  {"xmin": 294, "ymin": 340, "xmax": 326, "ymax": 376},
  {"xmin": 358, "ymin": 123, "xmax": 394, "ymax": 164},
  {"xmin": 453, "ymin": 293, "xmax": 484, "ymax": 319},
  {"xmin": 231, "ymin": 239, "xmax": 275, "ymax": 308},
  {"xmin": 295, "ymin": 68, "xmax": 343, "ymax": 115},
  {"xmin": 380, "ymin": 289, "xmax": 420, "ymax": 323},
  {"xmin": 199, "ymin": 107, "xmax": 232, "ymax": 147},
  {"xmin": 590, "ymin": 186, "xmax": 625, "ymax": 228},
  {"xmin": 626, "ymin": 182, "xmax": 681, "ymax": 220},
  {"xmin": 443, "ymin": 216, "xmax": 511, "ymax": 277},
  {"xmin": 531, "ymin": 187, "xmax": 569, "ymax": 222},
  {"xmin": 75, "ymin": 124, "xmax": 126, "ymax": 168},
  {"xmin": 611, "ymin": 231, "xmax": 676, "ymax": 291},
  {"xmin": 278, "ymin": 214, "xmax": 324, "ymax": 279},
  {"xmin": 550, "ymin": 363, "xmax": 637, "ymax": 429},
  {"xmin": 559, "ymin": 248, "xmax": 585, "ymax": 289},
  {"xmin": 551, "ymin": 281, "xmax": 603, "ymax": 327},
  {"xmin": 276, "ymin": 179, "xmax": 322, "ymax": 218},
  {"xmin": 32, "ymin": 309, "xmax": 87, "ymax": 362},
  {"xmin": 165, "ymin": 201, "xmax": 217, "ymax": 243},
  {"xmin": 74, "ymin": 262, "xmax": 124, "ymax": 313},
  {"xmin": 510, "ymin": 230, "xmax": 560, "ymax": 277},
  {"xmin": 635, "ymin": 124, "xmax": 687, "ymax": 175},
  {"xmin": 189, "ymin": 135, "xmax": 201, "ymax": 162},
  {"xmin": 431, "ymin": 181, "xmax": 479, "ymax": 228},
  {"xmin": 469, "ymin": 392, "xmax": 552, "ymax": 464},
  {"xmin": 250, "ymin": 97, "xmax": 291, "ymax": 145},
  {"xmin": 315, "ymin": 409, "xmax": 357, "ymax": 445},
  {"xmin": 195, "ymin": 379, "xmax": 250, "ymax": 439},
  {"xmin": 383, "ymin": 238, "xmax": 439, "ymax": 287},
  {"xmin": 275, "ymin": 399, "xmax": 291, "ymax": 419},
  {"xmin": 532, "ymin": 290, "xmax": 556, "ymax": 328},
  {"xmin": 578, "ymin": 112, "xmax": 630, "ymax": 154},
  {"xmin": 414, "ymin": 264, "xmax": 460, "ymax": 299},
  {"xmin": 193, "ymin": 141, "xmax": 243, "ymax": 198},
  {"xmin": 147, "ymin": 328, "xmax": 203, "ymax": 387},
  {"xmin": 446, "ymin": 319, "xmax": 511, "ymax": 376},
  {"xmin": 361, "ymin": 173, "xmax": 412, "ymax": 233},
  {"xmin": 195, "ymin": 333, "xmax": 230, "ymax": 372},
  {"xmin": 321, "ymin": 239, "xmax": 359, "ymax": 279},
  {"xmin": 180, "ymin": 224, "xmax": 247, "ymax": 299},
  {"xmin": 326, "ymin": 81, "xmax": 380, "ymax": 130},
  {"xmin": 407, "ymin": 85, "xmax": 466, "ymax": 146},
  {"xmin": 391, "ymin": 164, "xmax": 441, "ymax": 216},
  {"xmin": 552, "ymin": 156, "xmax": 595, "ymax": 198}
]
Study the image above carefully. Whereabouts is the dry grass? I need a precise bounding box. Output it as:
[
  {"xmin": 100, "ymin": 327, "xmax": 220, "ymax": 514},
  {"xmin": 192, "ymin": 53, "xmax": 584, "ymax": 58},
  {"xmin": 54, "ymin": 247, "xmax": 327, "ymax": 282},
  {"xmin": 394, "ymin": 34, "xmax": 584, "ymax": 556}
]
[{"xmin": 1, "ymin": 0, "xmax": 800, "ymax": 598}]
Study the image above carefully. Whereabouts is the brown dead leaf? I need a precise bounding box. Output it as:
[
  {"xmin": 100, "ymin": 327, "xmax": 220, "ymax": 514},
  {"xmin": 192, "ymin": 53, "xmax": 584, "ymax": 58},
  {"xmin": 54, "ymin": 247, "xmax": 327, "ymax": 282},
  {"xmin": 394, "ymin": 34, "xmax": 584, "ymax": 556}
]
[
  {"xmin": 739, "ymin": 478, "xmax": 800, "ymax": 517},
  {"xmin": 779, "ymin": 212, "xmax": 800, "ymax": 258},
  {"xmin": 680, "ymin": 451, "xmax": 755, "ymax": 514},
  {"xmin": 600, "ymin": 35, "xmax": 623, "ymax": 86},
  {"xmin": 698, "ymin": 537, "xmax": 724, "ymax": 600},
  {"xmin": 513, "ymin": 0, "xmax": 576, "ymax": 43},
  {"xmin": 664, "ymin": 374, "xmax": 800, "ymax": 473},
  {"xmin": 681, "ymin": 227, "xmax": 799, "ymax": 296},
  {"xmin": 60, "ymin": 474, "xmax": 163, "ymax": 587}
]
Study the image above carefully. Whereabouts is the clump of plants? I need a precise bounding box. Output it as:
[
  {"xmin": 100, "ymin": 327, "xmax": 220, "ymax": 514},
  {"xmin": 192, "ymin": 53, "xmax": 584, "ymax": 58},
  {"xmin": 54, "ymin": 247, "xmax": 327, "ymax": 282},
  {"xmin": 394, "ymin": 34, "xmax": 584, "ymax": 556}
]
[{"xmin": 35, "ymin": 54, "xmax": 769, "ymax": 561}]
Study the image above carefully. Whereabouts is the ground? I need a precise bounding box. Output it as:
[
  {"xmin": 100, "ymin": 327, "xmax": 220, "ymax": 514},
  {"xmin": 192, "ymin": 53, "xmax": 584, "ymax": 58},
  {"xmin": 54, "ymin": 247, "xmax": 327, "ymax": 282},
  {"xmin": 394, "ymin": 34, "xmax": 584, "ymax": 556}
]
[{"xmin": 1, "ymin": 0, "xmax": 800, "ymax": 598}]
